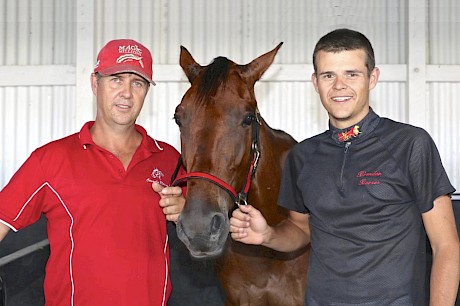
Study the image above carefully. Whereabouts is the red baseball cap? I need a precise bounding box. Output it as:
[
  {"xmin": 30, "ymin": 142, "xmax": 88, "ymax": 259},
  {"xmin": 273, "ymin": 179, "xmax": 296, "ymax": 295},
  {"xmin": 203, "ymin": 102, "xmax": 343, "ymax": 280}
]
[{"xmin": 94, "ymin": 39, "xmax": 156, "ymax": 85}]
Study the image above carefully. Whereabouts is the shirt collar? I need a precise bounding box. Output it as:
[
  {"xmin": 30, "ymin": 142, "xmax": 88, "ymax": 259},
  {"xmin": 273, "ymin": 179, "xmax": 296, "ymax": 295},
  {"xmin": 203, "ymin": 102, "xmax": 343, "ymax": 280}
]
[
  {"xmin": 329, "ymin": 108, "xmax": 380, "ymax": 144},
  {"xmin": 78, "ymin": 121, "xmax": 162, "ymax": 153}
]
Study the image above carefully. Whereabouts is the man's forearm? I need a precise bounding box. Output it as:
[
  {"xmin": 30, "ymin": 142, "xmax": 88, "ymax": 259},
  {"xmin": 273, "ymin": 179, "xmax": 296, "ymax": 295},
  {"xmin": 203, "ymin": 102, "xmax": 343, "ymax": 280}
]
[
  {"xmin": 263, "ymin": 219, "xmax": 310, "ymax": 252},
  {"xmin": 429, "ymin": 245, "xmax": 460, "ymax": 305}
]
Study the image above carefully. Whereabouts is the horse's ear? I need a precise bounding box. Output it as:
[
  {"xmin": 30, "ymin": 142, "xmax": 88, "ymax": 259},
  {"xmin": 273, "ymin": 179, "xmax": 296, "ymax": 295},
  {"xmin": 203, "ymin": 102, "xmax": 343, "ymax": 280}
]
[
  {"xmin": 238, "ymin": 42, "xmax": 283, "ymax": 85},
  {"xmin": 180, "ymin": 46, "xmax": 203, "ymax": 84}
]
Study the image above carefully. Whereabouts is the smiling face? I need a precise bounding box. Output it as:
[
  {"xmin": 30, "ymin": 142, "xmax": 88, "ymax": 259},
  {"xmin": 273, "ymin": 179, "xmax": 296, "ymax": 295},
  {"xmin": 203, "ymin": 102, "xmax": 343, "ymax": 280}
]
[
  {"xmin": 91, "ymin": 72, "xmax": 149, "ymax": 128},
  {"xmin": 312, "ymin": 49, "xmax": 379, "ymax": 129}
]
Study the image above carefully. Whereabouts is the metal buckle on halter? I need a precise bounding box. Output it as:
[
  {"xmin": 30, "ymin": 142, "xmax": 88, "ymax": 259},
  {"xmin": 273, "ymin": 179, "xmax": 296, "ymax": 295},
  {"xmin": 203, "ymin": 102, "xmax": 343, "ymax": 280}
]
[{"xmin": 236, "ymin": 193, "xmax": 248, "ymax": 206}]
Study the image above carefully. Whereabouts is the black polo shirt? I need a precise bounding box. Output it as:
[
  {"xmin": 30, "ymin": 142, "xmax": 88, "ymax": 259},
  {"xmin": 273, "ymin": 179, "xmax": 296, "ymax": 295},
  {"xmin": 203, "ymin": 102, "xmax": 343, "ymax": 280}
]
[{"xmin": 279, "ymin": 109, "xmax": 455, "ymax": 305}]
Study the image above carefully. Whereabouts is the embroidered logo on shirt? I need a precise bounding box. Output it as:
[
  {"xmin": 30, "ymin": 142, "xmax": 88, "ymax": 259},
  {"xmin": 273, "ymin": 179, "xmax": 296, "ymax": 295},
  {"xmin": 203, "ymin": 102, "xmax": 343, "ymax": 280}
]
[
  {"xmin": 338, "ymin": 125, "xmax": 361, "ymax": 142},
  {"xmin": 356, "ymin": 170, "xmax": 381, "ymax": 185},
  {"xmin": 146, "ymin": 168, "xmax": 168, "ymax": 186}
]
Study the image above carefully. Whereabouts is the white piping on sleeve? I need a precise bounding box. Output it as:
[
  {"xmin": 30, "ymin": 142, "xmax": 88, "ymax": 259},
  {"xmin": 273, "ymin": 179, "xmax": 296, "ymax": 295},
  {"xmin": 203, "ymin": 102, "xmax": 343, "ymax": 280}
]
[
  {"xmin": 13, "ymin": 182, "xmax": 49, "ymax": 222},
  {"xmin": 0, "ymin": 219, "xmax": 18, "ymax": 232}
]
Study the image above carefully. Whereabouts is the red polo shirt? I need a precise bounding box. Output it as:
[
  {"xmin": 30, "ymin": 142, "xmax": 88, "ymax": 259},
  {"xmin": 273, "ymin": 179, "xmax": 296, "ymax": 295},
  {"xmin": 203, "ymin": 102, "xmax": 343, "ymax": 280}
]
[{"xmin": 0, "ymin": 122, "xmax": 182, "ymax": 306}]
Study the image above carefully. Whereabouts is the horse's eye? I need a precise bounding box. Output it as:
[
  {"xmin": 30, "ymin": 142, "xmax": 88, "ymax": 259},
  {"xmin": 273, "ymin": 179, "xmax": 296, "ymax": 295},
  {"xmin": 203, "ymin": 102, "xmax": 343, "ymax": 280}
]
[
  {"xmin": 173, "ymin": 114, "xmax": 181, "ymax": 127},
  {"xmin": 242, "ymin": 114, "xmax": 256, "ymax": 126}
]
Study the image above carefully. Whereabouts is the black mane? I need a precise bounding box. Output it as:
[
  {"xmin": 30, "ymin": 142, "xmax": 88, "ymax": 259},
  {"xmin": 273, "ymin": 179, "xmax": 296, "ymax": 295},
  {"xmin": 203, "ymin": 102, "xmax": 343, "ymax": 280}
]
[{"xmin": 197, "ymin": 57, "xmax": 231, "ymax": 101}]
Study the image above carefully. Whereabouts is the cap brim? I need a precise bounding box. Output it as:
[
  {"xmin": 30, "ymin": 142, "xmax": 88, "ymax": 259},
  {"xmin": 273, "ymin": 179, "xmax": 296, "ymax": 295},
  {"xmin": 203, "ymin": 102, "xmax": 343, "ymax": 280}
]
[{"xmin": 96, "ymin": 66, "xmax": 156, "ymax": 86}]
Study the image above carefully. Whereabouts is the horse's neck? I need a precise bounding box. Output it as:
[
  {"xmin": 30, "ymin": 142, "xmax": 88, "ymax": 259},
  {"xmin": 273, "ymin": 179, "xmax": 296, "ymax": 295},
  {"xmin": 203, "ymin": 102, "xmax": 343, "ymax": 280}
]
[
  {"xmin": 259, "ymin": 124, "xmax": 296, "ymax": 172},
  {"xmin": 251, "ymin": 125, "xmax": 297, "ymax": 224}
]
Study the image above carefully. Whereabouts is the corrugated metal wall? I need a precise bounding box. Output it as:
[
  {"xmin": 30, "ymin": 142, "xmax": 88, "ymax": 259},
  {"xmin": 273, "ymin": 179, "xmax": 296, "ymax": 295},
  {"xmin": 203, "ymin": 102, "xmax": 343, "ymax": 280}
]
[
  {"xmin": 1, "ymin": 0, "xmax": 459, "ymax": 195},
  {"xmin": 0, "ymin": 0, "xmax": 76, "ymax": 185},
  {"xmin": 427, "ymin": 0, "xmax": 460, "ymax": 197}
]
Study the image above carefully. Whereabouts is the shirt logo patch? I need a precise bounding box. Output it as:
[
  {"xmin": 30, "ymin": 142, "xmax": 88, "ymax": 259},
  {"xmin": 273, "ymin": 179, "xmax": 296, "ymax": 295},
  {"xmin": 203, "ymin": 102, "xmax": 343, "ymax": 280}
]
[
  {"xmin": 146, "ymin": 168, "xmax": 168, "ymax": 187},
  {"xmin": 356, "ymin": 170, "xmax": 381, "ymax": 186},
  {"xmin": 338, "ymin": 125, "xmax": 361, "ymax": 142}
]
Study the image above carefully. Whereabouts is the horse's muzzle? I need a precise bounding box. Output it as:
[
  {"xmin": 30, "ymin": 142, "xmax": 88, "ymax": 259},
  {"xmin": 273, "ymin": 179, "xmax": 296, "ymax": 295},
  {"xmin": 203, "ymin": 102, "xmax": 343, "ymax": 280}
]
[{"xmin": 176, "ymin": 209, "xmax": 229, "ymax": 258}]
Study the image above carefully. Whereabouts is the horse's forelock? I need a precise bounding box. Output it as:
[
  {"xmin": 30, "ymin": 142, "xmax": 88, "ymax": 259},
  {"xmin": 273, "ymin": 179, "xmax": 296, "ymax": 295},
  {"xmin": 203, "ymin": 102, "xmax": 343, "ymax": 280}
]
[{"xmin": 196, "ymin": 57, "xmax": 232, "ymax": 102}]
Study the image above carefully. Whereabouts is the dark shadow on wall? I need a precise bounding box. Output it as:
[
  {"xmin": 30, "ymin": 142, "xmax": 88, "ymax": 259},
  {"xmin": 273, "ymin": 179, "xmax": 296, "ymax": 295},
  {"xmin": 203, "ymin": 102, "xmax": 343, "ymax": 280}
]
[{"xmin": 1, "ymin": 201, "xmax": 459, "ymax": 306}]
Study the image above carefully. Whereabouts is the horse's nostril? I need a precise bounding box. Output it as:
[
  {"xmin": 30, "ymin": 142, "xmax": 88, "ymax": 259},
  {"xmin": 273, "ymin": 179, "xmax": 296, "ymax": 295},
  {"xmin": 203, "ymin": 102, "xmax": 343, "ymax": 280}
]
[
  {"xmin": 209, "ymin": 214, "xmax": 226, "ymax": 242},
  {"xmin": 211, "ymin": 214, "xmax": 224, "ymax": 234}
]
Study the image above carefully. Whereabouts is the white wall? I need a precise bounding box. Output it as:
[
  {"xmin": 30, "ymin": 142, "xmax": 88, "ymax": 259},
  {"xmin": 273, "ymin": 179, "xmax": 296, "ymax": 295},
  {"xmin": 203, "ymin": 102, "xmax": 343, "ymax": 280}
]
[{"xmin": 0, "ymin": 0, "xmax": 459, "ymax": 197}]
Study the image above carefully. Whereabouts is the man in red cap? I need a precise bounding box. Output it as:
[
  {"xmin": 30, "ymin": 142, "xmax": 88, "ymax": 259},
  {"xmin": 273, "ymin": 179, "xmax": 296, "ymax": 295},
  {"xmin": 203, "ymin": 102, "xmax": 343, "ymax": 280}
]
[{"xmin": 0, "ymin": 39, "xmax": 185, "ymax": 306}]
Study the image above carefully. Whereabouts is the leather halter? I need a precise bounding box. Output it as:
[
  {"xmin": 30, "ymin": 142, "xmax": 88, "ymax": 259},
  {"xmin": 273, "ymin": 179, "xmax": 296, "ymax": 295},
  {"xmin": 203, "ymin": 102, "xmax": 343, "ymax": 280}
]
[{"xmin": 171, "ymin": 111, "xmax": 261, "ymax": 206}]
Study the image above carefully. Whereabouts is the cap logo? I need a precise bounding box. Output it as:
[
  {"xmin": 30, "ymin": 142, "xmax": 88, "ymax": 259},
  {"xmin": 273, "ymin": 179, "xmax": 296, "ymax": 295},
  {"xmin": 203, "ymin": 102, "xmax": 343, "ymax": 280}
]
[
  {"xmin": 117, "ymin": 44, "xmax": 144, "ymax": 68},
  {"xmin": 118, "ymin": 44, "xmax": 142, "ymax": 56},
  {"xmin": 94, "ymin": 39, "xmax": 155, "ymax": 85},
  {"xmin": 117, "ymin": 54, "xmax": 144, "ymax": 68}
]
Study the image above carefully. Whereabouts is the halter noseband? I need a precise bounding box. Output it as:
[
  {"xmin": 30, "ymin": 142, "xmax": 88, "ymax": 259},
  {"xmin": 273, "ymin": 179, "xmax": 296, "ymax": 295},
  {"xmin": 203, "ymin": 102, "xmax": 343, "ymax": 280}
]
[{"xmin": 171, "ymin": 111, "xmax": 261, "ymax": 206}]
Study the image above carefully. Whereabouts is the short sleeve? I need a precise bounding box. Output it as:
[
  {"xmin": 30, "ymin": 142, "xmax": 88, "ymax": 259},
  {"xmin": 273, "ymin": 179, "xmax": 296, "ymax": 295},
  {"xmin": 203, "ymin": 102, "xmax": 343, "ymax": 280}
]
[
  {"xmin": 408, "ymin": 130, "xmax": 455, "ymax": 212},
  {"xmin": 278, "ymin": 147, "xmax": 310, "ymax": 214},
  {"xmin": 0, "ymin": 152, "xmax": 47, "ymax": 231}
]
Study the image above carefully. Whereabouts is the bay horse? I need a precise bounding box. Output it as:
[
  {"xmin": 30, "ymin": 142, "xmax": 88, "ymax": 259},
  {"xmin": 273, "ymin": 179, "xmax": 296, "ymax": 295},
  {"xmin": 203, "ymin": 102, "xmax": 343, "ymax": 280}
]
[{"xmin": 172, "ymin": 44, "xmax": 309, "ymax": 306}]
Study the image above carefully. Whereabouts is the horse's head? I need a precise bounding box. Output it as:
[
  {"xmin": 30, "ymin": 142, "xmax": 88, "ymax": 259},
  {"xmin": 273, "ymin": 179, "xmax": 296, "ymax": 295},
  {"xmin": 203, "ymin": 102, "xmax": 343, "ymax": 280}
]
[{"xmin": 173, "ymin": 44, "xmax": 283, "ymax": 258}]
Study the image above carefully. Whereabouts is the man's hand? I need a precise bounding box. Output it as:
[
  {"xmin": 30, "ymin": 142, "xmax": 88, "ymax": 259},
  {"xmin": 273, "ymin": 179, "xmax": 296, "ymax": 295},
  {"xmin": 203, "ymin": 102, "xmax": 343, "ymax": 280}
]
[
  {"xmin": 152, "ymin": 182, "xmax": 185, "ymax": 223},
  {"xmin": 229, "ymin": 204, "xmax": 270, "ymax": 245}
]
